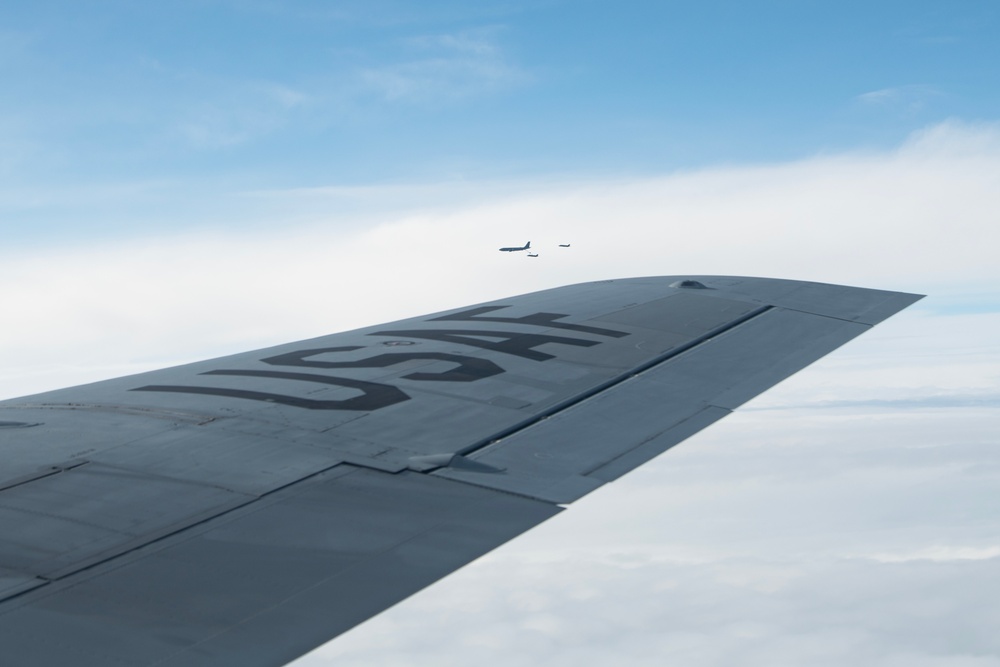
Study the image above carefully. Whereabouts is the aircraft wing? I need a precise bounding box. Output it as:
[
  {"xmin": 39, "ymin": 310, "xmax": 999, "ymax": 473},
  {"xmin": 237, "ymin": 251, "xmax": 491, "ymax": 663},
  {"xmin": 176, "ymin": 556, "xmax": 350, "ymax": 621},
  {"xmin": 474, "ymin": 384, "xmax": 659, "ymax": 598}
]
[{"xmin": 0, "ymin": 275, "xmax": 922, "ymax": 666}]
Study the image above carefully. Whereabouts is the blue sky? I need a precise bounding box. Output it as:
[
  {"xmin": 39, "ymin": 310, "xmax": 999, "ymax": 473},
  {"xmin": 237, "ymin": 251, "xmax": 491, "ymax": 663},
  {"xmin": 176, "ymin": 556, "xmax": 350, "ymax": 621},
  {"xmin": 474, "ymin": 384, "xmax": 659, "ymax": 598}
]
[
  {"xmin": 3, "ymin": 0, "xmax": 1000, "ymax": 242},
  {"xmin": 2, "ymin": 3, "xmax": 1000, "ymax": 666}
]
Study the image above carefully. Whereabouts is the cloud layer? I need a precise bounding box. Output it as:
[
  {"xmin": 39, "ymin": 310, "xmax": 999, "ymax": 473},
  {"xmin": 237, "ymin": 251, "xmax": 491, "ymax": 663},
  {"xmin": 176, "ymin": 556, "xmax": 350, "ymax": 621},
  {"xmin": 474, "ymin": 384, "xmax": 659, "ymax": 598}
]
[
  {"xmin": 2, "ymin": 121, "xmax": 998, "ymax": 396},
  {"xmin": 1, "ymin": 122, "xmax": 998, "ymax": 665}
]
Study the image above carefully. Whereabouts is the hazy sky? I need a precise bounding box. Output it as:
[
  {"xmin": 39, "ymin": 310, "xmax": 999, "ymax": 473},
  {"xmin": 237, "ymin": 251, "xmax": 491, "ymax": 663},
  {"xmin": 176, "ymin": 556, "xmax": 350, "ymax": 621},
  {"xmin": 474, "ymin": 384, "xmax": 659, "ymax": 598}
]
[
  {"xmin": 3, "ymin": 0, "xmax": 1000, "ymax": 241},
  {"xmin": 2, "ymin": 1, "xmax": 999, "ymax": 665}
]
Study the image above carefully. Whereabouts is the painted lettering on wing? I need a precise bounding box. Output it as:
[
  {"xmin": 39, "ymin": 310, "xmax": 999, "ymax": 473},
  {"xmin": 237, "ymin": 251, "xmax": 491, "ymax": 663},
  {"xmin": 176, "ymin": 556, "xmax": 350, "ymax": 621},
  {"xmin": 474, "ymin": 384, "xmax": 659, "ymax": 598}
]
[{"xmin": 132, "ymin": 307, "xmax": 629, "ymax": 411}]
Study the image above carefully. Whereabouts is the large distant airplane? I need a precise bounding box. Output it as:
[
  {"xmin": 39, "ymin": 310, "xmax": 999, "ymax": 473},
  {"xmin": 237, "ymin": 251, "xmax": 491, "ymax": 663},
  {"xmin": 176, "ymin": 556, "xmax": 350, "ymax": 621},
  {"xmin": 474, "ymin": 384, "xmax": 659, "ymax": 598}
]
[
  {"xmin": 527, "ymin": 252, "xmax": 539, "ymax": 257},
  {"xmin": 0, "ymin": 276, "xmax": 922, "ymax": 666},
  {"xmin": 499, "ymin": 240, "xmax": 531, "ymax": 252},
  {"xmin": 559, "ymin": 243, "xmax": 571, "ymax": 247}
]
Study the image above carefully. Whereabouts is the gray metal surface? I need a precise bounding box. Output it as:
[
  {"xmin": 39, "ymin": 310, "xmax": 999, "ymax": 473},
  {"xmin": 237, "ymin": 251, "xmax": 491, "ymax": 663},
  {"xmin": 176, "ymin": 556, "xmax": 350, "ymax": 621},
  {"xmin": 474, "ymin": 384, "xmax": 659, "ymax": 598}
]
[
  {"xmin": 0, "ymin": 275, "xmax": 923, "ymax": 666},
  {"xmin": 0, "ymin": 467, "xmax": 559, "ymax": 667},
  {"xmin": 434, "ymin": 308, "xmax": 870, "ymax": 502}
]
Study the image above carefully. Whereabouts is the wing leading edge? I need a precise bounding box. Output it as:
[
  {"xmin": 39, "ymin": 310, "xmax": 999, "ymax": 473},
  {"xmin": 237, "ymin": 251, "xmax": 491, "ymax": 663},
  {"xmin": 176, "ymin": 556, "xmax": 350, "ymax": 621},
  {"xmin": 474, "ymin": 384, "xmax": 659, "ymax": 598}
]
[{"xmin": 0, "ymin": 276, "xmax": 922, "ymax": 666}]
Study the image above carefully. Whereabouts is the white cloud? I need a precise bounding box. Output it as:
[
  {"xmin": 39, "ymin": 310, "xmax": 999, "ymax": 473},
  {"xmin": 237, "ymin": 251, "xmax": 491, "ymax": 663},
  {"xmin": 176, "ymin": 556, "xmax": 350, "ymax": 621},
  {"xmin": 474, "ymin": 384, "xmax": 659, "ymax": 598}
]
[
  {"xmin": 3, "ymin": 121, "xmax": 1000, "ymax": 665},
  {"xmin": 253, "ymin": 81, "xmax": 310, "ymax": 109},
  {"xmin": 174, "ymin": 80, "xmax": 310, "ymax": 148},
  {"xmin": 409, "ymin": 30, "xmax": 503, "ymax": 56},
  {"xmin": 359, "ymin": 28, "xmax": 529, "ymax": 103},
  {"xmin": 857, "ymin": 84, "xmax": 943, "ymax": 112},
  {"xmin": 155, "ymin": 27, "xmax": 524, "ymax": 150},
  {"xmin": 864, "ymin": 546, "xmax": 1000, "ymax": 563}
]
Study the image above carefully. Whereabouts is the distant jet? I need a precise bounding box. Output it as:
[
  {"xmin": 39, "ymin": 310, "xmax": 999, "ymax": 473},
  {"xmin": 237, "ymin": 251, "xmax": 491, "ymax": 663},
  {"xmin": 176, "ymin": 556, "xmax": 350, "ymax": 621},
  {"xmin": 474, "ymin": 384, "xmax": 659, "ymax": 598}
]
[
  {"xmin": 559, "ymin": 243, "xmax": 571, "ymax": 248},
  {"xmin": 499, "ymin": 241, "xmax": 531, "ymax": 252},
  {"xmin": 527, "ymin": 252, "xmax": 539, "ymax": 257}
]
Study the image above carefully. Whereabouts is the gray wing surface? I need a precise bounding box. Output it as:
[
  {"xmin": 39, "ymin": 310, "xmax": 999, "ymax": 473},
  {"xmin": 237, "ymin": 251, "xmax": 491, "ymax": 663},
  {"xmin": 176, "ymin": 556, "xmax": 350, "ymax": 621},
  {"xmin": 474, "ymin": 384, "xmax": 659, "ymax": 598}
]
[{"xmin": 0, "ymin": 275, "xmax": 922, "ymax": 666}]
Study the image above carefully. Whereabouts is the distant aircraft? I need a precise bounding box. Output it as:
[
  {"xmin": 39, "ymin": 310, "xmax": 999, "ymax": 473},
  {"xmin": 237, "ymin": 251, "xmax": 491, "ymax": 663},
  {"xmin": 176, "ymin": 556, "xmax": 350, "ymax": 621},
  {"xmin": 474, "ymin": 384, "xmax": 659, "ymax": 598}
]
[
  {"xmin": 527, "ymin": 253, "xmax": 539, "ymax": 257},
  {"xmin": 559, "ymin": 243, "xmax": 571, "ymax": 247},
  {"xmin": 499, "ymin": 241, "xmax": 531, "ymax": 252}
]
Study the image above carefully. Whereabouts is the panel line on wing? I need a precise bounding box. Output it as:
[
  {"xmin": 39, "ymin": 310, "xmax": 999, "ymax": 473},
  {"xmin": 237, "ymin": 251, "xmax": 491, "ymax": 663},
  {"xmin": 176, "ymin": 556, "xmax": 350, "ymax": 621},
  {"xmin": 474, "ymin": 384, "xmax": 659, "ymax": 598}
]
[
  {"xmin": 0, "ymin": 403, "xmax": 217, "ymax": 425},
  {"xmin": 0, "ymin": 461, "xmax": 90, "ymax": 493},
  {"xmin": 449, "ymin": 305, "xmax": 772, "ymax": 460},
  {"xmin": 776, "ymin": 305, "xmax": 879, "ymax": 324},
  {"xmin": 0, "ymin": 458, "xmax": 362, "ymax": 585}
]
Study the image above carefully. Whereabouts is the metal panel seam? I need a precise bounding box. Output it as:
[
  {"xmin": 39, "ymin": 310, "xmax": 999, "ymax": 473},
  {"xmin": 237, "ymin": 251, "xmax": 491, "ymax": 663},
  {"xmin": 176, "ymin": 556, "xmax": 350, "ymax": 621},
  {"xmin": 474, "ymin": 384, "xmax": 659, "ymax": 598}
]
[
  {"xmin": 0, "ymin": 461, "xmax": 90, "ymax": 493},
  {"xmin": 579, "ymin": 405, "xmax": 734, "ymax": 477},
  {"xmin": 461, "ymin": 305, "xmax": 772, "ymax": 461},
  {"xmin": 1, "ymin": 460, "xmax": 355, "ymax": 593},
  {"xmin": 416, "ymin": 470, "xmax": 566, "ymax": 505},
  {"xmin": 776, "ymin": 305, "xmax": 881, "ymax": 325}
]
